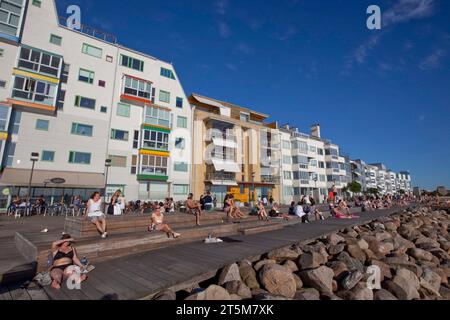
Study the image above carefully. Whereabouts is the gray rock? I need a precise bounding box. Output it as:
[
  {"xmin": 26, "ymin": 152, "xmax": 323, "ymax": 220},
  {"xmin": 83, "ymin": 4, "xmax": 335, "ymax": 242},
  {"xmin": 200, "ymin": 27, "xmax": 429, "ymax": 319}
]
[
  {"xmin": 327, "ymin": 233, "xmax": 345, "ymax": 246},
  {"xmin": 218, "ymin": 263, "xmax": 242, "ymax": 285},
  {"xmin": 350, "ymin": 283, "xmax": 374, "ymax": 300},
  {"xmin": 267, "ymin": 247, "xmax": 300, "ymax": 262},
  {"xmin": 299, "ymin": 266, "xmax": 334, "ymax": 294},
  {"xmin": 337, "ymin": 252, "xmax": 364, "ymax": 272},
  {"xmin": 328, "ymin": 244, "xmax": 346, "ymax": 255},
  {"xmin": 420, "ymin": 268, "xmax": 442, "ymax": 293},
  {"xmin": 186, "ymin": 285, "xmax": 231, "ymax": 300},
  {"xmin": 298, "ymin": 252, "xmax": 327, "ymax": 270},
  {"xmin": 374, "ymin": 289, "xmax": 398, "ymax": 300},
  {"xmin": 224, "ymin": 281, "xmax": 252, "ymax": 299},
  {"xmin": 385, "ymin": 269, "xmax": 420, "ymax": 300},
  {"xmin": 409, "ymin": 248, "xmax": 434, "ymax": 262},
  {"xmin": 239, "ymin": 264, "xmax": 260, "ymax": 290},
  {"xmin": 347, "ymin": 244, "xmax": 367, "ymax": 263},
  {"xmin": 283, "ymin": 260, "xmax": 299, "ymax": 273},
  {"xmin": 340, "ymin": 271, "xmax": 364, "ymax": 290},
  {"xmin": 259, "ymin": 264, "xmax": 297, "ymax": 298},
  {"xmin": 327, "ymin": 261, "xmax": 349, "ymax": 278},
  {"xmin": 254, "ymin": 259, "xmax": 276, "ymax": 272},
  {"xmin": 294, "ymin": 288, "xmax": 320, "ymax": 300},
  {"xmin": 293, "ymin": 273, "xmax": 303, "ymax": 290}
]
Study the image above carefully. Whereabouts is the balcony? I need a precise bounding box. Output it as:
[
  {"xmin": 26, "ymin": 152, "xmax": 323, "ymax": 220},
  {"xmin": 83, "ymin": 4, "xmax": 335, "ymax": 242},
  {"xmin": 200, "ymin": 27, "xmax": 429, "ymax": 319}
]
[
  {"xmin": 261, "ymin": 175, "xmax": 281, "ymax": 184},
  {"xmin": 121, "ymin": 75, "xmax": 153, "ymax": 105},
  {"xmin": 206, "ymin": 172, "xmax": 236, "ymax": 182}
]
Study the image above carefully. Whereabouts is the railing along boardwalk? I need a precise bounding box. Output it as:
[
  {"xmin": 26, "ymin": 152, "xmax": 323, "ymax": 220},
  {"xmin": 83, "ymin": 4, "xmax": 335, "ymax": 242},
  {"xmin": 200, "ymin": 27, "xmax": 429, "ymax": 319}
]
[{"xmin": 40, "ymin": 206, "xmax": 414, "ymax": 300}]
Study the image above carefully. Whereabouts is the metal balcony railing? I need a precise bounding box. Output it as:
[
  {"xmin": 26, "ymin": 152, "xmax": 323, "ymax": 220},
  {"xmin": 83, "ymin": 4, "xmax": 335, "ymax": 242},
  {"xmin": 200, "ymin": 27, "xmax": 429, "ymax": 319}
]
[
  {"xmin": 261, "ymin": 175, "xmax": 281, "ymax": 184},
  {"xmin": 206, "ymin": 172, "xmax": 236, "ymax": 181}
]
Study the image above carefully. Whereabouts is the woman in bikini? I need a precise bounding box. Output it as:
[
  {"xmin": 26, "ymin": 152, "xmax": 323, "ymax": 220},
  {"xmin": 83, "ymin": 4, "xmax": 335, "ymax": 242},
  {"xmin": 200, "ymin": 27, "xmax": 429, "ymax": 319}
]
[
  {"xmin": 151, "ymin": 202, "xmax": 180, "ymax": 238},
  {"xmin": 229, "ymin": 195, "xmax": 245, "ymax": 219},
  {"xmin": 257, "ymin": 200, "xmax": 269, "ymax": 221},
  {"xmin": 50, "ymin": 234, "xmax": 86, "ymax": 289}
]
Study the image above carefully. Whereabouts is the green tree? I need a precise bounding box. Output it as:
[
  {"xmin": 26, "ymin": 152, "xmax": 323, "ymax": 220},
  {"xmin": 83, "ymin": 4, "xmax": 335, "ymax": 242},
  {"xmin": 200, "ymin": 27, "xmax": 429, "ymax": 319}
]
[
  {"xmin": 367, "ymin": 188, "xmax": 379, "ymax": 196},
  {"xmin": 348, "ymin": 181, "xmax": 362, "ymax": 194}
]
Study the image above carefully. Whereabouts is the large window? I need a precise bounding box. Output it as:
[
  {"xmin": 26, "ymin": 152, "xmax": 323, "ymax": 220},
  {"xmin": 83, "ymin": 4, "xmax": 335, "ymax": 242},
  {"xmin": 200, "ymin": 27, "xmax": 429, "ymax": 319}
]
[
  {"xmin": 121, "ymin": 55, "xmax": 144, "ymax": 71},
  {"xmin": 82, "ymin": 43, "xmax": 102, "ymax": 58},
  {"xmin": 145, "ymin": 106, "xmax": 171, "ymax": 128},
  {"xmin": 122, "ymin": 75, "xmax": 151, "ymax": 99},
  {"xmin": 78, "ymin": 69, "xmax": 94, "ymax": 84},
  {"xmin": 117, "ymin": 103, "xmax": 130, "ymax": 117},
  {"xmin": 111, "ymin": 129, "xmax": 129, "ymax": 141},
  {"xmin": 176, "ymin": 97, "xmax": 183, "ymax": 108},
  {"xmin": 0, "ymin": 105, "xmax": 9, "ymax": 131},
  {"xmin": 71, "ymin": 123, "xmax": 93, "ymax": 137},
  {"xmin": 159, "ymin": 90, "xmax": 170, "ymax": 103},
  {"xmin": 41, "ymin": 150, "xmax": 55, "ymax": 162},
  {"xmin": 35, "ymin": 119, "xmax": 49, "ymax": 131},
  {"xmin": 282, "ymin": 140, "xmax": 291, "ymax": 149},
  {"xmin": 109, "ymin": 155, "xmax": 127, "ymax": 168},
  {"xmin": 282, "ymin": 155, "xmax": 292, "ymax": 165},
  {"xmin": 177, "ymin": 116, "xmax": 187, "ymax": 128},
  {"xmin": 295, "ymin": 141, "xmax": 308, "ymax": 154},
  {"xmin": 140, "ymin": 155, "xmax": 168, "ymax": 176},
  {"xmin": 18, "ymin": 47, "xmax": 61, "ymax": 77},
  {"xmin": 75, "ymin": 95, "xmax": 96, "ymax": 110},
  {"xmin": 5, "ymin": 142, "xmax": 16, "ymax": 167},
  {"xmin": 174, "ymin": 184, "xmax": 189, "ymax": 195},
  {"xmin": 49, "ymin": 34, "xmax": 62, "ymax": 46},
  {"xmin": 160, "ymin": 67, "xmax": 175, "ymax": 80},
  {"xmin": 174, "ymin": 162, "xmax": 188, "ymax": 172},
  {"xmin": 68, "ymin": 151, "xmax": 91, "ymax": 164},
  {"xmin": 0, "ymin": 0, "xmax": 25, "ymax": 37},
  {"xmin": 143, "ymin": 129, "xmax": 169, "ymax": 151},
  {"xmin": 12, "ymin": 76, "xmax": 57, "ymax": 106},
  {"xmin": 284, "ymin": 171, "xmax": 292, "ymax": 180}
]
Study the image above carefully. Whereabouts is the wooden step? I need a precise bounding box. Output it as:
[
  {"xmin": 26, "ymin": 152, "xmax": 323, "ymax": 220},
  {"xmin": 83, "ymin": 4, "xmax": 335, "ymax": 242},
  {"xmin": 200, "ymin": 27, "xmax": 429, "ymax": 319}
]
[
  {"xmin": 239, "ymin": 222, "xmax": 284, "ymax": 235},
  {"xmin": 17, "ymin": 219, "xmax": 281, "ymax": 273}
]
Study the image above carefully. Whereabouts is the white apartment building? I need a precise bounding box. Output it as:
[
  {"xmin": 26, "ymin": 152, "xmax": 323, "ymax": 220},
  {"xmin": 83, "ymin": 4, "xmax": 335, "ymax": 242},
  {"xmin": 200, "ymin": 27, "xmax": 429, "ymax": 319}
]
[
  {"xmin": 0, "ymin": 0, "xmax": 192, "ymax": 206},
  {"xmin": 280, "ymin": 124, "xmax": 347, "ymax": 204}
]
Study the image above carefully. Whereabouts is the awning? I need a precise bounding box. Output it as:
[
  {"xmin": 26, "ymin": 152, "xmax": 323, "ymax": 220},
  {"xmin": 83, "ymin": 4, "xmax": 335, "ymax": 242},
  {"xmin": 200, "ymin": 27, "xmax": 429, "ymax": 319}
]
[
  {"xmin": 212, "ymin": 158, "xmax": 240, "ymax": 173},
  {"xmin": 212, "ymin": 137, "xmax": 237, "ymax": 149},
  {"xmin": 0, "ymin": 168, "xmax": 105, "ymax": 188},
  {"xmin": 192, "ymin": 94, "xmax": 231, "ymax": 117}
]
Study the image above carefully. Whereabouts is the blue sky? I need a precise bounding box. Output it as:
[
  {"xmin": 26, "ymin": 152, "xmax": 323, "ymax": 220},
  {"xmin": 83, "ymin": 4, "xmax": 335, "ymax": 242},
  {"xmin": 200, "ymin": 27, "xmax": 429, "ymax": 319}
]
[{"xmin": 55, "ymin": 0, "xmax": 450, "ymax": 189}]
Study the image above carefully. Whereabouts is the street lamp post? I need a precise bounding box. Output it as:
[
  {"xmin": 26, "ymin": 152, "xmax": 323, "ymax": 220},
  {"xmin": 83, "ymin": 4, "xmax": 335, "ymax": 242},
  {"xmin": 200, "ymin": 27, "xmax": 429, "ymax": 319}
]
[
  {"xmin": 250, "ymin": 171, "xmax": 256, "ymax": 206},
  {"xmin": 104, "ymin": 159, "xmax": 112, "ymax": 205},
  {"xmin": 220, "ymin": 169, "xmax": 225, "ymax": 208},
  {"xmin": 26, "ymin": 152, "xmax": 39, "ymax": 215}
]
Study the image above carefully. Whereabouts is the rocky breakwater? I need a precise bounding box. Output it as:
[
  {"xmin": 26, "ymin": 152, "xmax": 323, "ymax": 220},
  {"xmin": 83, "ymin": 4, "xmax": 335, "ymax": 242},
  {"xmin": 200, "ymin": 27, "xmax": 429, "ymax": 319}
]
[{"xmin": 154, "ymin": 206, "xmax": 450, "ymax": 300}]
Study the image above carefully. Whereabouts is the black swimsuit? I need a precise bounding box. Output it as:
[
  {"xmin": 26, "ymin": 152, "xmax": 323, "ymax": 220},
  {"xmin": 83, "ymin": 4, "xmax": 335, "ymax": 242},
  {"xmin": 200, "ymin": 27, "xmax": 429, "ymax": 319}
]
[{"xmin": 52, "ymin": 249, "xmax": 74, "ymax": 271}]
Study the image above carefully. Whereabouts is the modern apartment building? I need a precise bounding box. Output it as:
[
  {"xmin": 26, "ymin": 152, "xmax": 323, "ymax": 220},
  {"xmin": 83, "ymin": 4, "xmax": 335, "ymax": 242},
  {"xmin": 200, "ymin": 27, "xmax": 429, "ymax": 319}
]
[
  {"xmin": 189, "ymin": 93, "xmax": 281, "ymax": 206},
  {"xmin": 279, "ymin": 124, "xmax": 348, "ymax": 204},
  {"xmin": 0, "ymin": 0, "xmax": 192, "ymax": 206}
]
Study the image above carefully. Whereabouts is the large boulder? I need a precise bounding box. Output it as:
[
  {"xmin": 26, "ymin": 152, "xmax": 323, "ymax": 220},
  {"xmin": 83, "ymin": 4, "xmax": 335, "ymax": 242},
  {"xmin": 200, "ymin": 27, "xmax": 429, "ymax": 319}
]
[
  {"xmin": 294, "ymin": 288, "xmax": 320, "ymax": 300},
  {"xmin": 283, "ymin": 260, "xmax": 299, "ymax": 273},
  {"xmin": 218, "ymin": 263, "xmax": 242, "ymax": 285},
  {"xmin": 327, "ymin": 233, "xmax": 345, "ymax": 246},
  {"xmin": 347, "ymin": 244, "xmax": 367, "ymax": 263},
  {"xmin": 337, "ymin": 252, "xmax": 364, "ymax": 272},
  {"xmin": 420, "ymin": 268, "xmax": 442, "ymax": 294},
  {"xmin": 340, "ymin": 271, "xmax": 364, "ymax": 290},
  {"xmin": 385, "ymin": 269, "xmax": 420, "ymax": 300},
  {"xmin": 408, "ymin": 248, "xmax": 434, "ymax": 262},
  {"xmin": 299, "ymin": 266, "xmax": 334, "ymax": 294},
  {"xmin": 374, "ymin": 289, "xmax": 398, "ymax": 300},
  {"xmin": 239, "ymin": 264, "xmax": 260, "ymax": 290},
  {"xmin": 267, "ymin": 248, "xmax": 299, "ymax": 262},
  {"xmin": 357, "ymin": 238, "xmax": 369, "ymax": 250},
  {"xmin": 298, "ymin": 252, "xmax": 327, "ymax": 270},
  {"xmin": 327, "ymin": 261, "xmax": 349, "ymax": 278},
  {"xmin": 254, "ymin": 259, "xmax": 276, "ymax": 272},
  {"xmin": 328, "ymin": 244, "xmax": 346, "ymax": 255},
  {"xmin": 186, "ymin": 285, "xmax": 231, "ymax": 300},
  {"xmin": 368, "ymin": 260, "xmax": 393, "ymax": 281},
  {"xmin": 224, "ymin": 281, "xmax": 252, "ymax": 299},
  {"xmin": 259, "ymin": 264, "xmax": 297, "ymax": 299},
  {"xmin": 351, "ymin": 283, "xmax": 374, "ymax": 300},
  {"xmin": 293, "ymin": 273, "xmax": 303, "ymax": 290}
]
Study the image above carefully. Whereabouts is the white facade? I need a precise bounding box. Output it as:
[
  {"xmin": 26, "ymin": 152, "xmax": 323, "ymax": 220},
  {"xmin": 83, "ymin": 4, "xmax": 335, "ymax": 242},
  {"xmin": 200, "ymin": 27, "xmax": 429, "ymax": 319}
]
[{"xmin": 0, "ymin": 0, "xmax": 192, "ymax": 203}]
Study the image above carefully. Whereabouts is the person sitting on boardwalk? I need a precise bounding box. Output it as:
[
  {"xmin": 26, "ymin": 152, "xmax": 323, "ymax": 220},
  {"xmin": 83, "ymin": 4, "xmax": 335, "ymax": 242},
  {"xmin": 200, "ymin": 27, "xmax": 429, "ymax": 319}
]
[
  {"xmin": 288, "ymin": 201, "xmax": 296, "ymax": 216},
  {"xmin": 84, "ymin": 192, "xmax": 108, "ymax": 239},
  {"xmin": 229, "ymin": 195, "xmax": 245, "ymax": 220},
  {"xmin": 338, "ymin": 200, "xmax": 351, "ymax": 216},
  {"xmin": 295, "ymin": 201, "xmax": 309, "ymax": 223},
  {"xmin": 150, "ymin": 203, "xmax": 180, "ymax": 239},
  {"xmin": 50, "ymin": 234, "xmax": 87, "ymax": 290},
  {"xmin": 269, "ymin": 203, "xmax": 290, "ymax": 221},
  {"xmin": 186, "ymin": 193, "xmax": 202, "ymax": 226},
  {"xmin": 257, "ymin": 200, "xmax": 269, "ymax": 221},
  {"xmin": 203, "ymin": 192, "xmax": 214, "ymax": 211}
]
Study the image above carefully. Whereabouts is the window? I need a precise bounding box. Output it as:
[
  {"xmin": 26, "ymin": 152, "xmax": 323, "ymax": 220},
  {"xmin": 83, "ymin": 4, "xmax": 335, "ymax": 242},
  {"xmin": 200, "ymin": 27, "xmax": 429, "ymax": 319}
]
[
  {"xmin": 175, "ymin": 137, "xmax": 185, "ymax": 149},
  {"xmin": 240, "ymin": 113, "xmax": 249, "ymax": 122},
  {"xmin": 49, "ymin": 34, "xmax": 62, "ymax": 46},
  {"xmin": 284, "ymin": 171, "xmax": 292, "ymax": 180},
  {"xmin": 68, "ymin": 151, "xmax": 91, "ymax": 164},
  {"xmin": 98, "ymin": 80, "xmax": 106, "ymax": 87},
  {"xmin": 319, "ymin": 161, "xmax": 325, "ymax": 169},
  {"xmin": 283, "ymin": 155, "xmax": 292, "ymax": 165},
  {"xmin": 299, "ymin": 171, "xmax": 310, "ymax": 180},
  {"xmin": 100, "ymin": 106, "xmax": 107, "ymax": 113},
  {"xmin": 56, "ymin": 88, "xmax": 65, "ymax": 109},
  {"xmin": 317, "ymin": 148, "xmax": 324, "ymax": 156},
  {"xmin": 117, "ymin": 103, "xmax": 130, "ymax": 117},
  {"xmin": 295, "ymin": 141, "xmax": 308, "ymax": 154},
  {"xmin": 159, "ymin": 90, "xmax": 170, "ymax": 103},
  {"xmin": 0, "ymin": 80, "xmax": 5, "ymax": 88},
  {"xmin": 11, "ymin": 110, "xmax": 21, "ymax": 134},
  {"xmin": 133, "ymin": 131, "xmax": 139, "ymax": 149},
  {"xmin": 0, "ymin": 105, "xmax": 9, "ymax": 131},
  {"xmin": 71, "ymin": 123, "xmax": 93, "ymax": 137},
  {"xmin": 145, "ymin": 106, "xmax": 171, "ymax": 128},
  {"xmin": 75, "ymin": 95, "xmax": 96, "ymax": 110},
  {"xmin": 143, "ymin": 129, "xmax": 169, "ymax": 151},
  {"xmin": 174, "ymin": 162, "xmax": 188, "ymax": 172},
  {"xmin": 32, "ymin": 0, "xmax": 41, "ymax": 7},
  {"xmin": 282, "ymin": 140, "xmax": 291, "ymax": 149},
  {"xmin": 120, "ymin": 55, "xmax": 144, "ymax": 71},
  {"xmin": 61, "ymin": 63, "xmax": 69, "ymax": 84},
  {"xmin": 177, "ymin": 116, "xmax": 187, "ymax": 128},
  {"xmin": 82, "ymin": 43, "xmax": 102, "ymax": 58},
  {"xmin": 131, "ymin": 155, "xmax": 137, "ymax": 175},
  {"xmin": 111, "ymin": 129, "xmax": 129, "ymax": 141},
  {"xmin": 109, "ymin": 155, "xmax": 127, "ymax": 168},
  {"xmin": 160, "ymin": 67, "xmax": 175, "ymax": 80},
  {"xmin": 310, "ymin": 159, "xmax": 318, "ymax": 167},
  {"xmin": 18, "ymin": 47, "xmax": 62, "ymax": 77},
  {"xmin": 35, "ymin": 119, "xmax": 49, "ymax": 131},
  {"xmin": 174, "ymin": 184, "xmax": 189, "ymax": 195},
  {"xmin": 176, "ymin": 97, "xmax": 183, "ymax": 108},
  {"xmin": 78, "ymin": 68, "xmax": 94, "ymax": 84},
  {"xmin": 140, "ymin": 155, "xmax": 168, "ymax": 176},
  {"xmin": 122, "ymin": 75, "xmax": 151, "ymax": 99},
  {"xmin": 5, "ymin": 142, "xmax": 16, "ymax": 167},
  {"xmin": 41, "ymin": 150, "xmax": 54, "ymax": 162},
  {"xmin": 319, "ymin": 175, "xmax": 326, "ymax": 182},
  {"xmin": 12, "ymin": 76, "xmax": 57, "ymax": 106},
  {"xmin": 0, "ymin": 0, "xmax": 25, "ymax": 37},
  {"xmin": 284, "ymin": 187, "xmax": 294, "ymax": 196},
  {"xmin": 309, "ymin": 146, "xmax": 317, "ymax": 153}
]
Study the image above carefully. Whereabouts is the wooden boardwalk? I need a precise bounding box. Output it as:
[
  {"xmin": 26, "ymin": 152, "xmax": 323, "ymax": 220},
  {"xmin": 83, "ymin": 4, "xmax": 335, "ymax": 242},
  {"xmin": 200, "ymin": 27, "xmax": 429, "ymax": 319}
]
[{"xmin": 40, "ymin": 207, "xmax": 408, "ymax": 300}]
